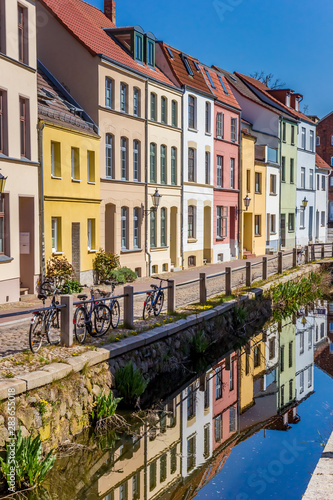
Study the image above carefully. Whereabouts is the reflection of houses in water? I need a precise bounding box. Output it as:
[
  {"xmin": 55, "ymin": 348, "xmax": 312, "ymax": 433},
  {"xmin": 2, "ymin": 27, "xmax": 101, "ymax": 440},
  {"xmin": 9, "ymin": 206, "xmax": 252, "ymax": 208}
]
[
  {"xmin": 315, "ymin": 301, "xmax": 333, "ymax": 378},
  {"xmin": 312, "ymin": 301, "xmax": 328, "ymax": 347},
  {"xmin": 277, "ymin": 318, "xmax": 296, "ymax": 412},
  {"xmin": 181, "ymin": 370, "xmax": 214, "ymax": 478},
  {"xmin": 295, "ymin": 311, "xmax": 315, "ymax": 401}
]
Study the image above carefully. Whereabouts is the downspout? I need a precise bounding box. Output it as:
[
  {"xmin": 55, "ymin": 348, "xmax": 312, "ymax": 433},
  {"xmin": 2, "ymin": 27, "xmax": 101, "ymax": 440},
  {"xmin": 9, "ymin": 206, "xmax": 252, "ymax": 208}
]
[
  {"xmin": 278, "ymin": 117, "xmax": 282, "ymax": 251},
  {"xmin": 181, "ymin": 87, "xmax": 185, "ymax": 269},
  {"xmin": 238, "ymin": 112, "xmax": 242, "ymax": 259},
  {"xmin": 145, "ymin": 78, "xmax": 151, "ymax": 277},
  {"xmin": 39, "ymin": 122, "xmax": 46, "ymax": 281}
]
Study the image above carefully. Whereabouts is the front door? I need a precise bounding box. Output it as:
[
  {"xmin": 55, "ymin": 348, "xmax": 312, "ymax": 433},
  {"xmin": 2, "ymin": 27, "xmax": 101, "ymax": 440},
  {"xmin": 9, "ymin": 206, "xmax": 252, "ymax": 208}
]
[
  {"xmin": 280, "ymin": 214, "xmax": 286, "ymax": 247},
  {"xmin": 19, "ymin": 197, "xmax": 35, "ymax": 293}
]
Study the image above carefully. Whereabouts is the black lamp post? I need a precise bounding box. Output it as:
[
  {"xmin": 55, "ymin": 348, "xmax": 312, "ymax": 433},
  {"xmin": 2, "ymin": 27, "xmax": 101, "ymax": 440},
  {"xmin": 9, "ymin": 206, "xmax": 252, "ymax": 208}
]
[
  {"xmin": 0, "ymin": 172, "xmax": 7, "ymax": 199},
  {"xmin": 302, "ymin": 197, "xmax": 308, "ymax": 208},
  {"xmin": 143, "ymin": 189, "xmax": 162, "ymax": 215},
  {"xmin": 243, "ymin": 194, "xmax": 251, "ymax": 211}
]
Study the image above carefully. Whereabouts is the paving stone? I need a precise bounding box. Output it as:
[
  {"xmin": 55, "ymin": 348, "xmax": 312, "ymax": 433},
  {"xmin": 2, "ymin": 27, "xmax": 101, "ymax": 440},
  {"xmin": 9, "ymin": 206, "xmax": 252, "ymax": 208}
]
[
  {"xmin": 17, "ymin": 371, "xmax": 53, "ymax": 390},
  {"xmin": 42, "ymin": 363, "xmax": 72, "ymax": 381},
  {"xmin": 0, "ymin": 379, "xmax": 26, "ymax": 400}
]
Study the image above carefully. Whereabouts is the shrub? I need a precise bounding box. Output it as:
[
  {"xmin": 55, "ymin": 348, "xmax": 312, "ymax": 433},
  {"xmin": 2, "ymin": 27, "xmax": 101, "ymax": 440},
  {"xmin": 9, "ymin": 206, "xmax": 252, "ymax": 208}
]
[
  {"xmin": 91, "ymin": 391, "xmax": 122, "ymax": 423},
  {"xmin": 0, "ymin": 428, "xmax": 56, "ymax": 490},
  {"xmin": 191, "ymin": 330, "xmax": 209, "ymax": 355},
  {"xmin": 46, "ymin": 255, "xmax": 74, "ymax": 288},
  {"xmin": 93, "ymin": 249, "xmax": 120, "ymax": 283},
  {"xmin": 233, "ymin": 305, "xmax": 247, "ymax": 327},
  {"xmin": 61, "ymin": 279, "xmax": 83, "ymax": 294},
  {"xmin": 109, "ymin": 267, "xmax": 137, "ymax": 284},
  {"xmin": 115, "ymin": 362, "xmax": 149, "ymax": 407}
]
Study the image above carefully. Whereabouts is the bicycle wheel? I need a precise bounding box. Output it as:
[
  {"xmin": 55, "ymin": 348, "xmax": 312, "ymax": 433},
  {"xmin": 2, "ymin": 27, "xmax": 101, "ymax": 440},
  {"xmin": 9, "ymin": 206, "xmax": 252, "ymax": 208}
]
[
  {"xmin": 110, "ymin": 300, "xmax": 120, "ymax": 329},
  {"xmin": 143, "ymin": 294, "xmax": 154, "ymax": 320},
  {"xmin": 74, "ymin": 307, "xmax": 87, "ymax": 344},
  {"xmin": 29, "ymin": 314, "xmax": 44, "ymax": 353},
  {"xmin": 46, "ymin": 309, "xmax": 60, "ymax": 345},
  {"xmin": 92, "ymin": 304, "xmax": 111, "ymax": 337},
  {"xmin": 154, "ymin": 291, "xmax": 164, "ymax": 316}
]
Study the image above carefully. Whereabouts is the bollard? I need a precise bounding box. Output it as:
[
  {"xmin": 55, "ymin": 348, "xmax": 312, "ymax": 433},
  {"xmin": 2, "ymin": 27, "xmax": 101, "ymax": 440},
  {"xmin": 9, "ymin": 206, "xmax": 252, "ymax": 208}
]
[
  {"xmin": 305, "ymin": 245, "xmax": 309, "ymax": 264},
  {"xmin": 167, "ymin": 279, "xmax": 176, "ymax": 314},
  {"xmin": 263, "ymin": 256, "xmax": 268, "ymax": 281},
  {"xmin": 200, "ymin": 273, "xmax": 207, "ymax": 304},
  {"xmin": 278, "ymin": 252, "xmax": 283, "ymax": 274},
  {"xmin": 311, "ymin": 244, "xmax": 315, "ymax": 261},
  {"xmin": 225, "ymin": 267, "xmax": 232, "ymax": 296},
  {"xmin": 246, "ymin": 262, "xmax": 252, "ymax": 287},
  {"xmin": 321, "ymin": 244, "xmax": 325, "ymax": 259},
  {"xmin": 60, "ymin": 295, "xmax": 73, "ymax": 347},
  {"xmin": 293, "ymin": 248, "xmax": 297, "ymax": 268},
  {"xmin": 124, "ymin": 285, "xmax": 134, "ymax": 329}
]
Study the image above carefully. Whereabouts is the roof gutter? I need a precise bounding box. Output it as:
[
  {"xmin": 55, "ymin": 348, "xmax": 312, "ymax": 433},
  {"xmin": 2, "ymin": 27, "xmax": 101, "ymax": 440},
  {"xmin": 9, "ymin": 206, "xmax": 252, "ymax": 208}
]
[{"xmin": 144, "ymin": 77, "xmax": 151, "ymax": 277}]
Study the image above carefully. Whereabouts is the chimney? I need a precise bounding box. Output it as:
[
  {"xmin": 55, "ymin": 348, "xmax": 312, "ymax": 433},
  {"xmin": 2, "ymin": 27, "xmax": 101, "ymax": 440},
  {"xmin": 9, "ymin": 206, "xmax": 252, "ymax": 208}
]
[{"xmin": 104, "ymin": 0, "xmax": 116, "ymax": 25}]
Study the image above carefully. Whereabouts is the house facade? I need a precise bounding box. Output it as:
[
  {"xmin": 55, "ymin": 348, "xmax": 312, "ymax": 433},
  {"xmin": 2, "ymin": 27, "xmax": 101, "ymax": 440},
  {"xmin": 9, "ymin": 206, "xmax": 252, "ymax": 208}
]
[
  {"xmin": 315, "ymin": 154, "xmax": 330, "ymax": 242},
  {"xmin": 0, "ymin": 0, "xmax": 40, "ymax": 303},
  {"xmin": 316, "ymin": 111, "xmax": 333, "ymax": 239}
]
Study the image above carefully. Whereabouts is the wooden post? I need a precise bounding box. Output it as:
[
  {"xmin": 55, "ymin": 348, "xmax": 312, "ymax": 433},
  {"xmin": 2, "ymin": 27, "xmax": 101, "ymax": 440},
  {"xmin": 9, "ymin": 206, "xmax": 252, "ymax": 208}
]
[
  {"xmin": 293, "ymin": 248, "xmax": 297, "ymax": 268},
  {"xmin": 246, "ymin": 262, "xmax": 252, "ymax": 287},
  {"xmin": 311, "ymin": 244, "xmax": 315, "ymax": 261},
  {"xmin": 278, "ymin": 252, "xmax": 283, "ymax": 274},
  {"xmin": 332, "ymin": 243, "xmax": 333, "ymax": 258},
  {"xmin": 199, "ymin": 273, "xmax": 207, "ymax": 304},
  {"xmin": 124, "ymin": 285, "xmax": 134, "ymax": 329},
  {"xmin": 305, "ymin": 245, "xmax": 309, "ymax": 264},
  {"xmin": 60, "ymin": 295, "xmax": 73, "ymax": 347},
  {"xmin": 167, "ymin": 279, "xmax": 175, "ymax": 314},
  {"xmin": 225, "ymin": 267, "xmax": 232, "ymax": 296},
  {"xmin": 263, "ymin": 256, "xmax": 268, "ymax": 281},
  {"xmin": 321, "ymin": 244, "xmax": 325, "ymax": 259}
]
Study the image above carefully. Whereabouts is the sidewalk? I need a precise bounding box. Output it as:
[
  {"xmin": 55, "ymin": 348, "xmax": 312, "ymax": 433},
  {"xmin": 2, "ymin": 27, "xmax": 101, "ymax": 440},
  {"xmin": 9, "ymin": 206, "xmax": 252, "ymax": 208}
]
[{"xmin": 0, "ymin": 254, "xmax": 266, "ymax": 326}]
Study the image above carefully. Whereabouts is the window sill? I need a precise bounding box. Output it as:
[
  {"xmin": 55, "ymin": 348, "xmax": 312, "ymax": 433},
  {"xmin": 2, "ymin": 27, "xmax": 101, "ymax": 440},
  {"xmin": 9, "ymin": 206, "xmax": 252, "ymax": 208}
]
[
  {"xmin": 205, "ymin": 132, "xmax": 212, "ymax": 136},
  {"xmin": 71, "ymin": 178, "xmax": 81, "ymax": 183},
  {"xmin": 88, "ymin": 249, "xmax": 98, "ymax": 253},
  {"xmin": 0, "ymin": 255, "xmax": 13, "ymax": 263},
  {"xmin": 254, "ymin": 234, "xmax": 261, "ymax": 237},
  {"xmin": 216, "ymin": 237, "xmax": 226, "ymax": 241},
  {"xmin": 52, "ymin": 251, "xmax": 64, "ymax": 255},
  {"xmin": 150, "ymin": 246, "xmax": 169, "ymax": 252},
  {"xmin": 299, "ymin": 226, "xmax": 305, "ymax": 229},
  {"xmin": 87, "ymin": 181, "xmax": 96, "ymax": 185},
  {"xmin": 188, "ymin": 127, "xmax": 198, "ymax": 133},
  {"xmin": 120, "ymin": 248, "xmax": 143, "ymax": 254},
  {"xmin": 187, "ymin": 238, "xmax": 197, "ymax": 243},
  {"xmin": 270, "ymin": 232, "xmax": 277, "ymax": 235},
  {"xmin": 216, "ymin": 136, "xmax": 224, "ymax": 140},
  {"xmin": 270, "ymin": 192, "xmax": 277, "ymax": 196},
  {"xmin": 288, "ymin": 230, "xmax": 295, "ymax": 233},
  {"xmin": 51, "ymin": 176, "xmax": 62, "ymax": 180},
  {"xmin": 255, "ymin": 191, "xmax": 262, "ymax": 194}
]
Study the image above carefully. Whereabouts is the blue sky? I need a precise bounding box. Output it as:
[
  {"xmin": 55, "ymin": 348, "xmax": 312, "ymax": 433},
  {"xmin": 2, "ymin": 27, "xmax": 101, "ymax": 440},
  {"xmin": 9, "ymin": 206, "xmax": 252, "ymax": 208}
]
[{"xmin": 87, "ymin": 0, "xmax": 332, "ymax": 118}]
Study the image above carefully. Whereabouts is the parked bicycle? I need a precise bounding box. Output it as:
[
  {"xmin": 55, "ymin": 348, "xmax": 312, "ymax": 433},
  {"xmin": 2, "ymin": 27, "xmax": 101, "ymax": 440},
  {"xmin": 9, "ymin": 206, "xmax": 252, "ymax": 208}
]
[
  {"xmin": 29, "ymin": 288, "xmax": 62, "ymax": 353},
  {"xmin": 143, "ymin": 277, "xmax": 168, "ymax": 320},
  {"xmin": 100, "ymin": 280, "xmax": 121, "ymax": 328},
  {"xmin": 74, "ymin": 286, "xmax": 111, "ymax": 344}
]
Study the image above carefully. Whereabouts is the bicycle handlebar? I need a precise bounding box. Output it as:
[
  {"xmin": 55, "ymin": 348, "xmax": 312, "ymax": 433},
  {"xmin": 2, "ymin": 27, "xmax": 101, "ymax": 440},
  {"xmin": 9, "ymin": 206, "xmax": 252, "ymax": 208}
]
[{"xmin": 151, "ymin": 276, "xmax": 169, "ymax": 282}]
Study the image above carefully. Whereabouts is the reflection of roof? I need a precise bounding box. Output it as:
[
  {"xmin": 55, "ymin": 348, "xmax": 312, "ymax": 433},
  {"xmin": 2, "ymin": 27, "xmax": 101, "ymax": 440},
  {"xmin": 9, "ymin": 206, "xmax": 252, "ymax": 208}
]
[
  {"xmin": 39, "ymin": 0, "xmax": 174, "ymax": 86},
  {"xmin": 37, "ymin": 61, "xmax": 98, "ymax": 135}
]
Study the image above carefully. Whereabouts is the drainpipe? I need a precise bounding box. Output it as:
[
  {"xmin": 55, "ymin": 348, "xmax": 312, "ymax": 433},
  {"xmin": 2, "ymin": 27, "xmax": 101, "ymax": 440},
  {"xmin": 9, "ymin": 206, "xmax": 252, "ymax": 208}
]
[
  {"xmin": 39, "ymin": 122, "xmax": 46, "ymax": 281},
  {"xmin": 237, "ymin": 112, "xmax": 242, "ymax": 259},
  {"xmin": 278, "ymin": 117, "xmax": 282, "ymax": 251},
  {"xmin": 181, "ymin": 87, "xmax": 185, "ymax": 269},
  {"xmin": 145, "ymin": 78, "xmax": 151, "ymax": 277}
]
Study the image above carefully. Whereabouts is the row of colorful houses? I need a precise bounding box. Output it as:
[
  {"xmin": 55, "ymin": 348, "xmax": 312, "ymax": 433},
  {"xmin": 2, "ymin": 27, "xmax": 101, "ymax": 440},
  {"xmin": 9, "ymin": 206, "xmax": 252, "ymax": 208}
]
[{"xmin": 0, "ymin": 0, "xmax": 332, "ymax": 303}]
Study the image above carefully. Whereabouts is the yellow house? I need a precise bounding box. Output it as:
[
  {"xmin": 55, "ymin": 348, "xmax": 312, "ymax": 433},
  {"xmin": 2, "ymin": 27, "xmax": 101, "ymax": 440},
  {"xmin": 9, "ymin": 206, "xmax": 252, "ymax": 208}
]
[
  {"xmin": 241, "ymin": 122, "xmax": 267, "ymax": 258},
  {"xmin": 239, "ymin": 332, "xmax": 266, "ymax": 413},
  {"xmin": 38, "ymin": 62, "xmax": 100, "ymax": 284}
]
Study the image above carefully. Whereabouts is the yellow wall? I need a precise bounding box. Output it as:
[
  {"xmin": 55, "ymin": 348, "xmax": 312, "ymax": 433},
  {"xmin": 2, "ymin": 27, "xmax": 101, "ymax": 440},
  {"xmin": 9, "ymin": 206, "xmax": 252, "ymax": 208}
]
[
  {"xmin": 42, "ymin": 122, "xmax": 100, "ymax": 280},
  {"xmin": 240, "ymin": 133, "xmax": 266, "ymax": 257}
]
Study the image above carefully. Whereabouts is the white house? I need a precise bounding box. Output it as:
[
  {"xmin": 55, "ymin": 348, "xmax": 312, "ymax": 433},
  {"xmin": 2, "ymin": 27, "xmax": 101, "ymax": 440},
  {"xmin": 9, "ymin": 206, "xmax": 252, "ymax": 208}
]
[
  {"xmin": 315, "ymin": 155, "xmax": 330, "ymax": 242},
  {"xmin": 295, "ymin": 312, "xmax": 315, "ymax": 402}
]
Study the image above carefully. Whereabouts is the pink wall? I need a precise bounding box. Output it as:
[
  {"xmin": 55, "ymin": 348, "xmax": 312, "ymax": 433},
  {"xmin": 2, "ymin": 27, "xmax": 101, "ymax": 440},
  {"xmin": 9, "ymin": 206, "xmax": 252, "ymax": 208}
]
[
  {"xmin": 212, "ymin": 354, "xmax": 238, "ymax": 450},
  {"xmin": 213, "ymin": 103, "xmax": 240, "ymax": 245}
]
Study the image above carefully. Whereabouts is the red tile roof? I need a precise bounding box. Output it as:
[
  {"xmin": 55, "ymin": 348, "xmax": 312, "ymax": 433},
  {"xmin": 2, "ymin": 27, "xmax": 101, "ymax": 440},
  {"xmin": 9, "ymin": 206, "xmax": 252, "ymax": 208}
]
[
  {"xmin": 159, "ymin": 42, "xmax": 213, "ymax": 95},
  {"xmin": 316, "ymin": 153, "xmax": 331, "ymax": 171},
  {"xmin": 235, "ymin": 72, "xmax": 315, "ymax": 125},
  {"xmin": 199, "ymin": 64, "xmax": 241, "ymax": 110},
  {"xmin": 39, "ymin": 0, "xmax": 175, "ymax": 87}
]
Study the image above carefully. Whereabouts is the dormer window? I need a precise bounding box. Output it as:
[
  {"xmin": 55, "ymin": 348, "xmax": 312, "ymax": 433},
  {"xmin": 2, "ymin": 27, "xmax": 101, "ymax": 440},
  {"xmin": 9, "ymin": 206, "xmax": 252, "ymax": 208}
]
[
  {"xmin": 295, "ymin": 98, "xmax": 299, "ymax": 112},
  {"xmin": 147, "ymin": 38, "xmax": 155, "ymax": 67},
  {"xmin": 181, "ymin": 54, "xmax": 193, "ymax": 76},
  {"xmin": 135, "ymin": 32, "xmax": 143, "ymax": 62},
  {"xmin": 285, "ymin": 94, "xmax": 290, "ymax": 107}
]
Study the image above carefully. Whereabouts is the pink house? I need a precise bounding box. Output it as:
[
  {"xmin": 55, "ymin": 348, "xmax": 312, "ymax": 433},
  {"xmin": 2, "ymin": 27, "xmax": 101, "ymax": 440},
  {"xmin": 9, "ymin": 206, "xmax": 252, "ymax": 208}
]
[
  {"xmin": 212, "ymin": 353, "xmax": 239, "ymax": 451},
  {"xmin": 200, "ymin": 65, "xmax": 241, "ymax": 262}
]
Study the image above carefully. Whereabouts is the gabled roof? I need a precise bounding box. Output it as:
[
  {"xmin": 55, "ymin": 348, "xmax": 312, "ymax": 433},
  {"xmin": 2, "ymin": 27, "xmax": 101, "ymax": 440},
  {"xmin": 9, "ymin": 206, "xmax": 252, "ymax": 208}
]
[
  {"xmin": 235, "ymin": 72, "xmax": 315, "ymax": 125},
  {"xmin": 159, "ymin": 42, "xmax": 213, "ymax": 95},
  {"xmin": 37, "ymin": 61, "xmax": 98, "ymax": 136},
  {"xmin": 39, "ymin": 0, "xmax": 174, "ymax": 87},
  {"xmin": 199, "ymin": 64, "xmax": 241, "ymax": 111},
  {"xmin": 316, "ymin": 154, "xmax": 332, "ymax": 171}
]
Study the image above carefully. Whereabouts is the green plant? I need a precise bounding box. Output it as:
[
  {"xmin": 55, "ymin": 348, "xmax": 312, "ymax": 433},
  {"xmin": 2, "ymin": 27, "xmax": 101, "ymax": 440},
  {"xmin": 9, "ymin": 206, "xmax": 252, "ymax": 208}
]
[
  {"xmin": 191, "ymin": 330, "xmax": 209, "ymax": 355},
  {"xmin": 0, "ymin": 428, "xmax": 56, "ymax": 490},
  {"xmin": 61, "ymin": 279, "xmax": 83, "ymax": 294},
  {"xmin": 93, "ymin": 249, "xmax": 120, "ymax": 282},
  {"xmin": 233, "ymin": 305, "xmax": 247, "ymax": 327},
  {"xmin": 91, "ymin": 391, "xmax": 122, "ymax": 422},
  {"xmin": 37, "ymin": 399, "xmax": 50, "ymax": 417},
  {"xmin": 110, "ymin": 266, "xmax": 137, "ymax": 283},
  {"xmin": 115, "ymin": 362, "xmax": 149, "ymax": 407},
  {"xmin": 46, "ymin": 255, "xmax": 74, "ymax": 287}
]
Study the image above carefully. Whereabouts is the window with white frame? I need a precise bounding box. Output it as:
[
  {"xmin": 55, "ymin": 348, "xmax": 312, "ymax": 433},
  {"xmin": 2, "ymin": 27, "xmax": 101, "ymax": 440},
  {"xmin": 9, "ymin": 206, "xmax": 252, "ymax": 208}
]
[
  {"xmin": 105, "ymin": 77, "xmax": 113, "ymax": 109},
  {"xmin": 301, "ymin": 127, "xmax": 306, "ymax": 149},
  {"xmin": 316, "ymin": 136, "xmax": 320, "ymax": 146},
  {"xmin": 270, "ymin": 214, "xmax": 276, "ymax": 234},
  {"xmin": 308, "ymin": 366, "xmax": 312, "ymax": 388},
  {"xmin": 310, "ymin": 169, "xmax": 314, "ymax": 189},
  {"xmin": 160, "ymin": 145, "xmax": 167, "ymax": 184},
  {"xmin": 121, "ymin": 207, "xmax": 128, "ymax": 249},
  {"xmin": 310, "ymin": 130, "xmax": 314, "ymax": 152},
  {"xmin": 205, "ymin": 102, "xmax": 211, "ymax": 134},
  {"xmin": 120, "ymin": 137, "xmax": 128, "ymax": 180},
  {"xmin": 216, "ymin": 112, "xmax": 223, "ymax": 138},
  {"xmin": 205, "ymin": 151, "xmax": 210, "ymax": 184},
  {"xmin": 231, "ymin": 118, "xmax": 237, "ymax": 142},
  {"xmin": 133, "ymin": 140, "xmax": 140, "ymax": 181},
  {"xmin": 133, "ymin": 87, "xmax": 140, "ymax": 117},
  {"xmin": 301, "ymin": 167, "xmax": 305, "ymax": 188},
  {"xmin": 150, "ymin": 209, "xmax": 156, "ymax": 248},
  {"xmin": 217, "ymin": 155, "xmax": 223, "ymax": 187},
  {"xmin": 188, "ymin": 95, "xmax": 196, "ymax": 129},
  {"xmin": 150, "ymin": 143, "xmax": 156, "ymax": 183},
  {"xmin": 161, "ymin": 96, "xmax": 167, "ymax": 124},
  {"xmin": 106, "ymin": 134, "xmax": 113, "ymax": 178},
  {"xmin": 133, "ymin": 207, "xmax": 140, "ymax": 248},
  {"xmin": 120, "ymin": 83, "xmax": 128, "ymax": 113},
  {"xmin": 171, "ymin": 100, "xmax": 178, "ymax": 127},
  {"xmin": 171, "ymin": 147, "xmax": 177, "ymax": 185},
  {"xmin": 255, "ymin": 215, "xmax": 261, "ymax": 236},
  {"xmin": 188, "ymin": 205, "xmax": 196, "ymax": 239},
  {"xmin": 188, "ymin": 148, "xmax": 196, "ymax": 182},
  {"xmin": 230, "ymin": 158, "xmax": 235, "ymax": 188},
  {"xmin": 300, "ymin": 332, "xmax": 304, "ymax": 354},
  {"xmin": 150, "ymin": 93, "xmax": 157, "ymax": 121},
  {"xmin": 216, "ymin": 206, "xmax": 228, "ymax": 238},
  {"xmin": 300, "ymin": 371, "xmax": 304, "ymax": 394},
  {"xmin": 288, "ymin": 213, "xmax": 295, "ymax": 232},
  {"xmin": 51, "ymin": 142, "xmax": 61, "ymax": 178},
  {"xmin": 229, "ymin": 406, "xmax": 236, "ymax": 433},
  {"xmin": 161, "ymin": 207, "xmax": 167, "ymax": 247},
  {"xmin": 300, "ymin": 207, "xmax": 305, "ymax": 228},
  {"xmin": 322, "ymin": 175, "xmax": 326, "ymax": 190},
  {"xmin": 51, "ymin": 217, "xmax": 61, "ymax": 253},
  {"xmin": 87, "ymin": 219, "xmax": 96, "ymax": 251},
  {"xmin": 71, "ymin": 147, "xmax": 80, "ymax": 180},
  {"xmin": 215, "ymin": 366, "xmax": 222, "ymax": 399},
  {"xmin": 215, "ymin": 414, "xmax": 222, "ymax": 443}
]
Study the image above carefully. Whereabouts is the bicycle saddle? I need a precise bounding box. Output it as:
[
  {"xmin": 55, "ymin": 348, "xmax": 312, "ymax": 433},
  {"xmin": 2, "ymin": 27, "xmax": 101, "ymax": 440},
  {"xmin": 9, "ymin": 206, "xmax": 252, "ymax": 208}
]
[
  {"xmin": 38, "ymin": 294, "xmax": 47, "ymax": 301},
  {"xmin": 77, "ymin": 294, "xmax": 88, "ymax": 300},
  {"xmin": 150, "ymin": 284, "xmax": 158, "ymax": 289}
]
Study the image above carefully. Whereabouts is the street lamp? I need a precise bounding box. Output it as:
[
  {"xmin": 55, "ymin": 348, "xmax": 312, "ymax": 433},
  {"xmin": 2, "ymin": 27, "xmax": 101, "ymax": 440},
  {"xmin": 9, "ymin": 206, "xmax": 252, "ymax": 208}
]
[
  {"xmin": 0, "ymin": 171, "xmax": 7, "ymax": 198},
  {"xmin": 302, "ymin": 197, "xmax": 308, "ymax": 208},
  {"xmin": 243, "ymin": 194, "xmax": 251, "ymax": 211},
  {"xmin": 143, "ymin": 189, "xmax": 162, "ymax": 216}
]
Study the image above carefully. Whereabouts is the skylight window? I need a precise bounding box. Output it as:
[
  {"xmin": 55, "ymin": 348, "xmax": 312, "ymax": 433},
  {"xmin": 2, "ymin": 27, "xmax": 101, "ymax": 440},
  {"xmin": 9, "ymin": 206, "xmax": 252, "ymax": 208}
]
[
  {"xmin": 230, "ymin": 74, "xmax": 237, "ymax": 82},
  {"xmin": 193, "ymin": 61, "xmax": 200, "ymax": 72},
  {"xmin": 166, "ymin": 46, "xmax": 174, "ymax": 59},
  {"xmin": 204, "ymin": 68, "xmax": 216, "ymax": 89},
  {"xmin": 218, "ymin": 75, "xmax": 229, "ymax": 95},
  {"xmin": 181, "ymin": 54, "xmax": 194, "ymax": 76}
]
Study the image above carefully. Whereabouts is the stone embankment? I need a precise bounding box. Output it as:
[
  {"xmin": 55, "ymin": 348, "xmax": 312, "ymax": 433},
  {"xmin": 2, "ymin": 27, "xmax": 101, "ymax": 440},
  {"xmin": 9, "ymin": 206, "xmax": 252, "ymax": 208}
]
[{"xmin": 303, "ymin": 431, "xmax": 333, "ymax": 500}]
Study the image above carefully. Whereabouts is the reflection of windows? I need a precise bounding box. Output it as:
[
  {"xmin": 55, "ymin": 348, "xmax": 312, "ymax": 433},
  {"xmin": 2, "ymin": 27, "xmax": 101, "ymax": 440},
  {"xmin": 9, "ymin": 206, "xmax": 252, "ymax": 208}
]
[
  {"xmin": 300, "ymin": 371, "xmax": 304, "ymax": 394},
  {"xmin": 229, "ymin": 406, "xmax": 236, "ymax": 432},
  {"xmin": 187, "ymin": 384, "xmax": 196, "ymax": 419},
  {"xmin": 204, "ymin": 376, "xmax": 210, "ymax": 408},
  {"xmin": 281, "ymin": 384, "xmax": 285, "ymax": 405},
  {"xmin": 289, "ymin": 341, "xmax": 293, "ymax": 367},
  {"xmin": 300, "ymin": 332, "xmax": 304, "ymax": 354},
  {"xmin": 229, "ymin": 360, "xmax": 234, "ymax": 391},
  {"xmin": 204, "ymin": 424, "xmax": 210, "ymax": 458},
  {"xmin": 187, "ymin": 435, "xmax": 196, "ymax": 472},
  {"xmin": 269, "ymin": 338, "xmax": 275, "ymax": 360},
  {"xmin": 149, "ymin": 460, "xmax": 157, "ymax": 491},
  {"xmin": 320, "ymin": 322, "xmax": 325, "ymax": 339},
  {"xmin": 215, "ymin": 366, "xmax": 222, "ymax": 399},
  {"xmin": 254, "ymin": 345, "xmax": 260, "ymax": 367},
  {"xmin": 170, "ymin": 445, "xmax": 177, "ymax": 474},
  {"xmin": 308, "ymin": 367, "xmax": 312, "ymax": 388},
  {"xmin": 308, "ymin": 330, "xmax": 312, "ymax": 350},
  {"xmin": 215, "ymin": 414, "xmax": 222, "ymax": 443},
  {"xmin": 289, "ymin": 379, "xmax": 293, "ymax": 400},
  {"xmin": 160, "ymin": 454, "xmax": 167, "ymax": 483}
]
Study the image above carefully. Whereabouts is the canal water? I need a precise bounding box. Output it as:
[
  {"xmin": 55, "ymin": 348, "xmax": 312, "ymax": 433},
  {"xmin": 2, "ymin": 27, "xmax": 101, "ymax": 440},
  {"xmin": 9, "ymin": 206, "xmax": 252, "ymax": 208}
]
[{"xmin": 30, "ymin": 303, "xmax": 333, "ymax": 499}]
